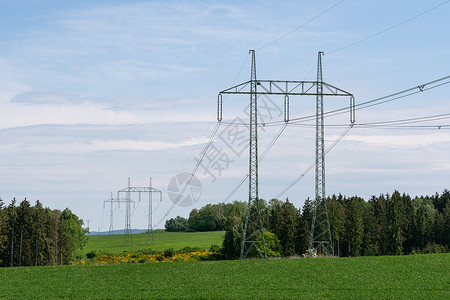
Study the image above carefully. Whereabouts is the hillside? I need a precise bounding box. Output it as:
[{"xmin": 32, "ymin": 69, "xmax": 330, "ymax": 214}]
[{"xmin": 79, "ymin": 230, "xmax": 225, "ymax": 255}]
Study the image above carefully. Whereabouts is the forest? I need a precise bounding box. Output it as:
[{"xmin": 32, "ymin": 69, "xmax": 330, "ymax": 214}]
[
  {"xmin": 165, "ymin": 190, "xmax": 450, "ymax": 258},
  {"xmin": 0, "ymin": 198, "xmax": 87, "ymax": 267}
]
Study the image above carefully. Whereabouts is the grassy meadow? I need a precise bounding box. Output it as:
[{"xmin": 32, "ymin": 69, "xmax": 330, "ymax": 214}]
[
  {"xmin": 79, "ymin": 230, "xmax": 225, "ymax": 255},
  {"xmin": 1, "ymin": 253, "xmax": 449, "ymax": 299}
]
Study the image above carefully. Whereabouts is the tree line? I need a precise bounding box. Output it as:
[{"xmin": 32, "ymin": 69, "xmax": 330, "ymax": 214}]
[
  {"xmin": 165, "ymin": 190, "xmax": 450, "ymax": 259},
  {"xmin": 0, "ymin": 198, "xmax": 87, "ymax": 267}
]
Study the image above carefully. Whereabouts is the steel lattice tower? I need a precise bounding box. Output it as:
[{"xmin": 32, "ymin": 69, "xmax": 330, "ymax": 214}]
[
  {"xmin": 308, "ymin": 51, "xmax": 334, "ymax": 256},
  {"xmin": 239, "ymin": 50, "xmax": 267, "ymax": 259},
  {"xmin": 117, "ymin": 177, "xmax": 162, "ymax": 246}
]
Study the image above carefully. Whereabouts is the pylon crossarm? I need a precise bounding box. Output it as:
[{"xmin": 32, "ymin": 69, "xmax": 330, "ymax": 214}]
[
  {"xmin": 219, "ymin": 81, "xmax": 251, "ymax": 94},
  {"xmin": 220, "ymin": 80, "xmax": 352, "ymax": 96},
  {"xmin": 322, "ymin": 82, "xmax": 353, "ymax": 96},
  {"xmin": 118, "ymin": 186, "xmax": 161, "ymax": 193}
]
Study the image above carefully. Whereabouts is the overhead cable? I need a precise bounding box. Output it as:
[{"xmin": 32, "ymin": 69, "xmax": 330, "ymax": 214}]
[
  {"xmin": 275, "ymin": 125, "xmax": 353, "ymax": 198},
  {"xmin": 328, "ymin": 0, "xmax": 450, "ymax": 54},
  {"xmin": 223, "ymin": 123, "xmax": 288, "ymax": 203},
  {"xmin": 256, "ymin": 0, "xmax": 345, "ymax": 51}
]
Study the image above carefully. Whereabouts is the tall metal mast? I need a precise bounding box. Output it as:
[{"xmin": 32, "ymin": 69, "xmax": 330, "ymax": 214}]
[
  {"xmin": 146, "ymin": 178, "xmax": 162, "ymax": 244},
  {"xmin": 107, "ymin": 192, "xmax": 116, "ymax": 235},
  {"xmin": 308, "ymin": 51, "xmax": 333, "ymax": 256},
  {"xmin": 240, "ymin": 50, "xmax": 267, "ymax": 259},
  {"xmin": 219, "ymin": 51, "xmax": 354, "ymax": 259},
  {"xmin": 148, "ymin": 178, "xmax": 153, "ymax": 243},
  {"xmin": 104, "ymin": 192, "xmax": 129, "ymax": 235},
  {"xmin": 125, "ymin": 177, "xmax": 132, "ymax": 246},
  {"xmin": 316, "ymin": 51, "xmax": 325, "ymax": 201}
]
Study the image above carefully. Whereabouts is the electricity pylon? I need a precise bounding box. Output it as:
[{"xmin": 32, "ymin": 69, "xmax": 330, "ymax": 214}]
[
  {"xmin": 218, "ymin": 50, "xmax": 267, "ymax": 259},
  {"xmin": 117, "ymin": 177, "xmax": 162, "ymax": 246},
  {"xmin": 308, "ymin": 52, "xmax": 355, "ymax": 257},
  {"xmin": 308, "ymin": 51, "xmax": 333, "ymax": 256},
  {"xmin": 219, "ymin": 51, "xmax": 354, "ymax": 259},
  {"xmin": 239, "ymin": 50, "xmax": 267, "ymax": 259},
  {"xmin": 103, "ymin": 192, "xmax": 127, "ymax": 235}
]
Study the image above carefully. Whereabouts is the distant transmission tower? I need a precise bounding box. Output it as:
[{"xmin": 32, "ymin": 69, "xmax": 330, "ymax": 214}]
[
  {"xmin": 104, "ymin": 192, "xmax": 128, "ymax": 235},
  {"xmin": 219, "ymin": 51, "xmax": 355, "ymax": 259},
  {"xmin": 117, "ymin": 177, "xmax": 162, "ymax": 246},
  {"xmin": 104, "ymin": 194, "xmax": 115, "ymax": 235},
  {"xmin": 115, "ymin": 177, "xmax": 135, "ymax": 246},
  {"xmin": 147, "ymin": 178, "xmax": 162, "ymax": 244}
]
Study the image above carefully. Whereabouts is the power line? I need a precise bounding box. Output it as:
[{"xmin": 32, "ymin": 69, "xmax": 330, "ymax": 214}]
[
  {"xmin": 222, "ymin": 123, "xmax": 288, "ymax": 203},
  {"xmin": 153, "ymin": 121, "xmax": 221, "ymax": 229},
  {"xmin": 355, "ymin": 125, "xmax": 450, "ymax": 130},
  {"xmin": 256, "ymin": 0, "xmax": 345, "ymax": 51},
  {"xmin": 328, "ymin": 0, "xmax": 450, "ymax": 54},
  {"xmin": 289, "ymin": 112, "xmax": 450, "ymax": 128},
  {"xmin": 274, "ymin": 87, "xmax": 450, "ymax": 197},
  {"xmin": 291, "ymin": 76, "xmax": 450, "ymax": 124},
  {"xmin": 275, "ymin": 125, "xmax": 353, "ymax": 199},
  {"xmin": 356, "ymin": 113, "xmax": 450, "ymax": 126}
]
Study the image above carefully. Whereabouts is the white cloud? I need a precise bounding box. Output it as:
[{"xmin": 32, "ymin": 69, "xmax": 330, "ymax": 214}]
[
  {"xmin": 341, "ymin": 132, "xmax": 450, "ymax": 147},
  {"xmin": 0, "ymin": 102, "xmax": 139, "ymax": 130},
  {"xmin": 0, "ymin": 137, "xmax": 210, "ymax": 153},
  {"xmin": 0, "ymin": 58, "xmax": 30, "ymax": 103}
]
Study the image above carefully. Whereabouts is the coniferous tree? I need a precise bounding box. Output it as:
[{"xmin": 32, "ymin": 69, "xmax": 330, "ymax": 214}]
[
  {"xmin": 17, "ymin": 199, "xmax": 34, "ymax": 266},
  {"xmin": 296, "ymin": 198, "xmax": 313, "ymax": 255},
  {"xmin": 6, "ymin": 199, "xmax": 18, "ymax": 267},
  {"xmin": 0, "ymin": 199, "xmax": 7, "ymax": 265},
  {"xmin": 268, "ymin": 199, "xmax": 283, "ymax": 243},
  {"xmin": 327, "ymin": 194, "xmax": 345, "ymax": 256},
  {"xmin": 279, "ymin": 199, "xmax": 298, "ymax": 256},
  {"xmin": 343, "ymin": 196, "xmax": 364, "ymax": 256},
  {"xmin": 387, "ymin": 191, "xmax": 406, "ymax": 255},
  {"xmin": 401, "ymin": 193, "xmax": 415, "ymax": 254},
  {"xmin": 33, "ymin": 201, "xmax": 46, "ymax": 266},
  {"xmin": 413, "ymin": 203, "xmax": 435, "ymax": 251},
  {"xmin": 363, "ymin": 197, "xmax": 381, "ymax": 255}
]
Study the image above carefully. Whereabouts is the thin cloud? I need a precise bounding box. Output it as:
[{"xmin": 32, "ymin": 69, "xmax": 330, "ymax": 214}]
[
  {"xmin": 0, "ymin": 102, "xmax": 139, "ymax": 130},
  {"xmin": 341, "ymin": 133, "xmax": 450, "ymax": 147},
  {"xmin": 0, "ymin": 137, "xmax": 210, "ymax": 153}
]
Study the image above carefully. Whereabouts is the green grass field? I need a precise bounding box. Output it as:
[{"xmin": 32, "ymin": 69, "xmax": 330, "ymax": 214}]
[
  {"xmin": 1, "ymin": 254, "xmax": 448, "ymax": 299},
  {"xmin": 79, "ymin": 230, "xmax": 225, "ymax": 255}
]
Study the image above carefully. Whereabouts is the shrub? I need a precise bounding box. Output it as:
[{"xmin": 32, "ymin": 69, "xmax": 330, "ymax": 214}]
[
  {"xmin": 178, "ymin": 246, "xmax": 202, "ymax": 254},
  {"xmin": 249, "ymin": 231, "xmax": 283, "ymax": 258},
  {"xmin": 222, "ymin": 215, "xmax": 243, "ymax": 259},
  {"xmin": 423, "ymin": 242, "xmax": 447, "ymax": 254},
  {"xmin": 86, "ymin": 251, "xmax": 97, "ymax": 259},
  {"xmin": 210, "ymin": 244, "xmax": 221, "ymax": 253},
  {"xmin": 164, "ymin": 248, "xmax": 176, "ymax": 258},
  {"xmin": 137, "ymin": 258, "xmax": 147, "ymax": 263},
  {"xmin": 410, "ymin": 248, "xmax": 421, "ymax": 255},
  {"xmin": 137, "ymin": 248, "xmax": 157, "ymax": 255},
  {"xmin": 263, "ymin": 231, "xmax": 283, "ymax": 257},
  {"xmin": 364, "ymin": 248, "xmax": 376, "ymax": 256}
]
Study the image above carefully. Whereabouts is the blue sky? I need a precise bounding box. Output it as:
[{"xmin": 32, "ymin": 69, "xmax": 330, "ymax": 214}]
[{"xmin": 1, "ymin": 0, "xmax": 449, "ymax": 230}]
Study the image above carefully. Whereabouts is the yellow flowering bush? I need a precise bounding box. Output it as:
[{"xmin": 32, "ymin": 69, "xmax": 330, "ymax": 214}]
[{"xmin": 75, "ymin": 249, "xmax": 216, "ymax": 265}]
